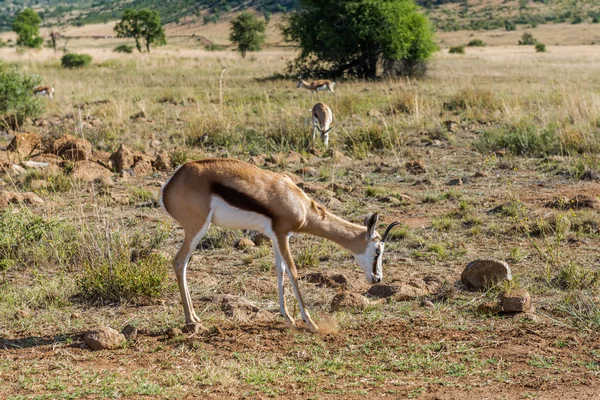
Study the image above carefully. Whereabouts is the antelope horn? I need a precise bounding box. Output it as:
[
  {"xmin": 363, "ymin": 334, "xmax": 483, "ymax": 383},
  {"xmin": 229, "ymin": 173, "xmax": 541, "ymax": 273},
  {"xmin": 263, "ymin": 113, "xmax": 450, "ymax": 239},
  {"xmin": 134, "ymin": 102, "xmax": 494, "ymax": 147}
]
[{"xmin": 381, "ymin": 221, "xmax": 402, "ymax": 242}]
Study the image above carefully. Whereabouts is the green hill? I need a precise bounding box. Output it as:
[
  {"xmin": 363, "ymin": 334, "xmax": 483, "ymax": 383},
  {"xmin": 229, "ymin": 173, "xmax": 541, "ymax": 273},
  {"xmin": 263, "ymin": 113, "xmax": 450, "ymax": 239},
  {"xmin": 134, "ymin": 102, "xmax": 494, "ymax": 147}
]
[{"xmin": 0, "ymin": 0, "xmax": 598, "ymax": 33}]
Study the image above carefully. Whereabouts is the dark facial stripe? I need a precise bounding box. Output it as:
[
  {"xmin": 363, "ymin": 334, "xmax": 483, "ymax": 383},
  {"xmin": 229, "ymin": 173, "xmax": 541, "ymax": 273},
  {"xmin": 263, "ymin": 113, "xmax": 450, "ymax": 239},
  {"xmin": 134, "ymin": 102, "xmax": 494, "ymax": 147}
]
[
  {"xmin": 210, "ymin": 181, "xmax": 274, "ymax": 220},
  {"xmin": 372, "ymin": 256, "xmax": 378, "ymax": 277}
]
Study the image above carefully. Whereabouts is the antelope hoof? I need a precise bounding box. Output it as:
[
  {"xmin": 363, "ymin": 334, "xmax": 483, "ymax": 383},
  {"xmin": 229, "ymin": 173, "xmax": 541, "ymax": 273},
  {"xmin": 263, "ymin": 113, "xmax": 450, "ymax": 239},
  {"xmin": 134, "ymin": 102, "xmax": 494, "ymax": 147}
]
[{"xmin": 305, "ymin": 320, "xmax": 319, "ymax": 333}]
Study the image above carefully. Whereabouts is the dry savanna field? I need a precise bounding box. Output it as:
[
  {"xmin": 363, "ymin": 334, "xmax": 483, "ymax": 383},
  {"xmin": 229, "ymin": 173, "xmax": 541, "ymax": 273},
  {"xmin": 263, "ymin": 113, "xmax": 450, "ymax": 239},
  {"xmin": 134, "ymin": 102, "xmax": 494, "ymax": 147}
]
[{"xmin": 1, "ymin": 30, "xmax": 600, "ymax": 399}]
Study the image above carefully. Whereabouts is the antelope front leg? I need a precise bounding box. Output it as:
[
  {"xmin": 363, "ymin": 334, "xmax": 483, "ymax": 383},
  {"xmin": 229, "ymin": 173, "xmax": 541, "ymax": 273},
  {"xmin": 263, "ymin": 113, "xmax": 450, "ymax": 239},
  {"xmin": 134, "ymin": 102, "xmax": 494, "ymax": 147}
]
[
  {"xmin": 274, "ymin": 247, "xmax": 295, "ymax": 327},
  {"xmin": 278, "ymin": 235, "xmax": 319, "ymax": 333}
]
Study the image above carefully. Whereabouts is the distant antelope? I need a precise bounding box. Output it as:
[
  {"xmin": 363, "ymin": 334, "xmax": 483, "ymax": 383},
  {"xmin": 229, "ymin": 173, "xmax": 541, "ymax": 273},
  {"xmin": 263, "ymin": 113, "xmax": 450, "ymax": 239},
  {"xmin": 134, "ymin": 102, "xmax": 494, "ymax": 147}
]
[
  {"xmin": 160, "ymin": 158, "xmax": 400, "ymax": 333},
  {"xmin": 33, "ymin": 86, "xmax": 54, "ymax": 100},
  {"xmin": 297, "ymin": 77, "xmax": 335, "ymax": 96},
  {"xmin": 311, "ymin": 103, "xmax": 333, "ymax": 147}
]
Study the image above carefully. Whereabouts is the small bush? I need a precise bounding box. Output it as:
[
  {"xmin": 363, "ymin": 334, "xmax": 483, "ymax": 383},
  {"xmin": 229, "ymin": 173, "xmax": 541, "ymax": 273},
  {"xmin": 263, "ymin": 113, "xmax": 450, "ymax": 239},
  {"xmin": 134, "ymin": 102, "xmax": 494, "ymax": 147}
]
[
  {"xmin": 518, "ymin": 32, "xmax": 537, "ymax": 45},
  {"xmin": 0, "ymin": 61, "xmax": 44, "ymax": 129},
  {"xmin": 467, "ymin": 39, "xmax": 486, "ymax": 47},
  {"xmin": 535, "ymin": 43, "xmax": 546, "ymax": 52},
  {"xmin": 61, "ymin": 53, "xmax": 93, "ymax": 68},
  {"xmin": 449, "ymin": 45, "xmax": 465, "ymax": 54},
  {"xmin": 113, "ymin": 44, "xmax": 134, "ymax": 53}
]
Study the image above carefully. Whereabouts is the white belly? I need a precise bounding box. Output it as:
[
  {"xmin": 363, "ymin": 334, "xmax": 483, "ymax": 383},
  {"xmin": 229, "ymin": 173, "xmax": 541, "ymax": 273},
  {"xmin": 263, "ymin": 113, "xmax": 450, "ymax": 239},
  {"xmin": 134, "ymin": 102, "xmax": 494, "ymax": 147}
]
[
  {"xmin": 316, "ymin": 85, "xmax": 328, "ymax": 91},
  {"xmin": 210, "ymin": 196, "xmax": 274, "ymax": 236}
]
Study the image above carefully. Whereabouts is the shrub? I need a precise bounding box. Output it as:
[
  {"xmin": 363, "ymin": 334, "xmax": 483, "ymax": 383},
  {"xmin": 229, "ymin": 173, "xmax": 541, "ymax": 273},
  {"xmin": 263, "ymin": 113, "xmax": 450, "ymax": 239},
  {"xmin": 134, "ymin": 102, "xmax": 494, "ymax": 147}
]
[
  {"xmin": 518, "ymin": 32, "xmax": 537, "ymax": 45},
  {"xmin": 449, "ymin": 45, "xmax": 465, "ymax": 54},
  {"xmin": 0, "ymin": 61, "xmax": 44, "ymax": 129},
  {"xmin": 467, "ymin": 39, "xmax": 486, "ymax": 47},
  {"xmin": 113, "ymin": 44, "xmax": 134, "ymax": 53},
  {"xmin": 535, "ymin": 43, "xmax": 546, "ymax": 52},
  {"xmin": 205, "ymin": 44, "xmax": 225, "ymax": 51},
  {"xmin": 61, "ymin": 53, "xmax": 93, "ymax": 68}
]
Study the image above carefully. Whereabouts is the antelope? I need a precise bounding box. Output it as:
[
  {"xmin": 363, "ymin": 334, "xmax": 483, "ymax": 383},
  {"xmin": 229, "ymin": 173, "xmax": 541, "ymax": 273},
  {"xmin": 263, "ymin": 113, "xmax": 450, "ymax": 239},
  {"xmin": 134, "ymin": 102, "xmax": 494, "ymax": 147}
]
[
  {"xmin": 33, "ymin": 86, "xmax": 55, "ymax": 100},
  {"xmin": 160, "ymin": 158, "xmax": 401, "ymax": 333},
  {"xmin": 297, "ymin": 77, "xmax": 335, "ymax": 95},
  {"xmin": 311, "ymin": 103, "xmax": 333, "ymax": 147}
]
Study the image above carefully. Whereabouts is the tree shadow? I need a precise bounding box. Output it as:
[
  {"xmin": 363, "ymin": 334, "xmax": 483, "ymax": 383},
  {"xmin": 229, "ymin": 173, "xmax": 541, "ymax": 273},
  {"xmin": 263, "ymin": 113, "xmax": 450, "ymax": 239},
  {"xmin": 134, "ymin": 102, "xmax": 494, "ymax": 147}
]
[{"xmin": 1, "ymin": 332, "xmax": 84, "ymax": 350}]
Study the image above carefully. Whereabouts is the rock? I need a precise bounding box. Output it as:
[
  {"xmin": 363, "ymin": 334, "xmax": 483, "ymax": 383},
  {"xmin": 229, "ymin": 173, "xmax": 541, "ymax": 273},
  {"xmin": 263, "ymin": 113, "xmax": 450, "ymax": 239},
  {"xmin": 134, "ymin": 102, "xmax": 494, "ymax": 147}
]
[
  {"xmin": 167, "ymin": 327, "xmax": 183, "ymax": 338},
  {"xmin": 54, "ymin": 135, "xmax": 92, "ymax": 161},
  {"xmin": 365, "ymin": 284, "xmax": 399, "ymax": 298},
  {"xmin": 296, "ymin": 182, "xmax": 333, "ymax": 198},
  {"xmin": 29, "ymin": 154, "xmax": 65, "ymax": 167},
  {"xmin": 447, "ymin": 178, "xmax": 464, "ymax": 186},
  {"xmin": 29, "ymin": 179, "xmax": 50, "ymax": 191},
  {"xmin": 121, "ymin": 324, "xmax": 138, "ymax": 340},
  {"xmin": 236, "ymin": 237, "xmax": 255, "ymax": 250},
  {"xmin": 330, "ymin": 292, "xmax": 369, "ymax": 312},
  {"xmin": 72, "ymin": 161, "xmax": 113, "ymax": 182},
  {"xmin": 477, "ymin": 301, "xmax": 503, "ymax": 315},
  {"xmin": 14, "ymin": 309, "xmax": 30, "ymax": 319},
  {"xmin": 461, "ymin": 259, "xmax": 512, "ymax": 290},
  {"xmin": 545, "ymin": 195, "xmax": 597, "ymax": 210},
  {"xmin": 21, "ymin": 192, "xmax": 44, "ymax": 206},
  {"xmin": 444, "ymin": 120, "xmax": 459, "ymax": 133},
  {"xmin": 301, "ymin": 272, "xmax": 347, "ymax": 289},
  {"xmin": 405, "ymin": 160, "xmax": 427, "ymax": 174},
  {"xmin": 252, "ymin": 233, "xmax": 271, "ymax": 246},
  {"xmin": 7, "ymin": 132, "xmax": 42, "ymax": 158},
  {"xmin": 0, "ymin": 191, "xmax": 20, "ymax": 208},
  {"xmin": 473, "ymin": 171, "xmax": 488, "ymax": 178},
  {"xmin": 327, "ymin": 149, "xmax": 350, "ymax": 163},
  {"xmin": 0, "ymin": 151, "xmax": 12, "ymax": 169},
  {"xmin": 220, "ymin": 294, "xmax": 267, "ymax": 321},
  {"xmin": 500, "ymin": 289, "xmax": 531, "ymax": 313},
  {"xmin": 131, "ymin": 157, "xmax": 153, "ymax": 176},
  {"xmin": 9, "ymin": 164, "xmax": 26, "ymax": 176},
  {"xmin": 110, "ymin": 145, "xmax": 135, "ymax": 172},
  {"xmin": 152, "ymin": 151, "xmax": 171, "ymax": 172},
  {"xmin": 23, "ymin": 161, "xmax": 49, "ymax": 169},
  {"xmin": 287, "ymin": 151, "xmax": 308, "ymax": 164},
  {"xmin": 130, "ymin": 110, "xmax": 147, "ymax": 121},
  {"xmin": 327, "ymin": 183, "xmax": 353, "ymax": 193},
  {"xmin": 420, "ymin": 299, "xmax": 435, "ymax": 308},
  {"xmin": 249, "ymin": 155, "xmax": 266, "ymax": 166},
  {"xmin": 83, "ymin": 326, "xmax": 126, "ymax": 350},
  {"xmin": 296, "ymin": 167, "xmax": 318, "ymax": 177}
]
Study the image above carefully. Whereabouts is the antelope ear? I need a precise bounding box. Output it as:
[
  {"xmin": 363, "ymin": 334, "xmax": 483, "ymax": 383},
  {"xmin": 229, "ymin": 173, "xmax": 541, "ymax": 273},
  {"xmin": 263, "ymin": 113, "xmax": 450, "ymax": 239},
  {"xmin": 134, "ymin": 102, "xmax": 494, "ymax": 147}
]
[{"xmin": 364, "ymin": 213, "xmax": 379, "ymax": 239}]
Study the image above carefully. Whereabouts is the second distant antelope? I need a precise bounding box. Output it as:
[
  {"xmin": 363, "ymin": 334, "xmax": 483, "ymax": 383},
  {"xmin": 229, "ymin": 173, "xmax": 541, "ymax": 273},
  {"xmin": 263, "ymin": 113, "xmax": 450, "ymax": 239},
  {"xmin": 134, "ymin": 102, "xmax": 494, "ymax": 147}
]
[
  {"xmin": 297, "ymin": 78, "xmax": 335, "ymax": 96},
  {"xmin": 311, "ymin": 103, "xmax": 333, "ymax": 147},
  {"xmin": 33, "ymin": 86, "xmax": 55, "ymax": 100}
]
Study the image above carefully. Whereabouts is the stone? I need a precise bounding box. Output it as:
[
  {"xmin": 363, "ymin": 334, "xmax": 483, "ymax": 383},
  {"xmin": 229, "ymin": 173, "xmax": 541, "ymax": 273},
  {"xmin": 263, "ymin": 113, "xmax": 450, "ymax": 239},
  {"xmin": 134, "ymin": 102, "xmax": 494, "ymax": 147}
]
[
  {"xmin": 287, "ymin": 151, "xmax": 308, "ymax": 164},
  {"xmin": 444, "ymin": 120, "xmax": 459, "ymax": 133},
  {"xmin": 7, "ymin": 132, "xmax": 42, "ymax": 157},
  {"xmin": 330, "ymin": 292, "xmax": 369, "ymax": 312},
  {"xmin": 131, "ymin": 158, "xmax": 153, "ymax": 176},
  {"xmin": 545, "ymin": 195, "xmax": 597, "ymax": 210},
  {"xmin": 152, "ymin": 151, "xmax": 172, "ymax": 172},
  {"xmin": 130, "ymin": 110, "xmax": 147, "ymax": 120},
  {"xmin": 405, "ymin": 160, "xmax": 427, "ymax": 174},
  {"xmin": 14, "ymin": 309, "xmax": 30, "ymax": 319},
  {"xmin": 29, "ymin": 154, "xmax": 65, "ymax": 167},
  {"xmin": 477, "ymin": 301, "xmax": 503, "ymax": 315},
  {"xmin": 253, "ymin": 233, "xmax": 271, "ymax": 246},
  {"xmin": 121, "ymin": 324, "xmax": 138, "ymax": 340},
  {"xmin": 54, "ymin": 135, "xmax": 92, "ymax": 161},
  {"xmin": 236, "ymin": 237, "xmax": 255, "ymax": 250},
  {"xmin": 167, "ymin": 327, "xmax": 183, "ymax": 338},
  {"xmin": 295, "ymin": 167, "xmax": 318, "ymax": 177},
  {"xmin": 110, "ymin": 145, "xmax": 135, "ymax": 172},
  {"xmin": 0, "ymin": 191, "xmax": 21, "ymax": 208},
  {"xmin": 9, "ymin": 164, "xmax": 26, "ymax": 176},
  {"xmin": 72, "ymin": 161, "xmax": 113, "ymax": 182},
  {"xmin": 83, "ymin": 326, "xmax": 126, "ymax": 350},
  {"xmin": 21, "ymin": 192, "xmax": 44, "ymax": 206},
  {"xmin": 249, "ymin": 155, "xmax": 266, "ymax": 166},
  {"xmin": 500, "ymin": 289, "xmax": 532, "ymax": 313},
  {"xmin": 220, "ymin": 294, "xmax": 267, "ymax": 321},
  {"xmin": 461, "ymin": 259, "xmax": 512, "ymax": 290},
  {"xmin": 420, "ymin": 299, "xmax": 435, "ymax": 308},
  {"xmin": 22, "ymin": 161, "xmax": 49, "ymax": 169},
  {"xmin": 473, "ymin": 171, "xmax": 488, "ymax": 178},
  {"xmin": 447, "ymin": 178, "xmax": 464, "ymax": 186},
  {"xmin": 365, "ymin": 284, "xmax": 400, "ymax": 298}
]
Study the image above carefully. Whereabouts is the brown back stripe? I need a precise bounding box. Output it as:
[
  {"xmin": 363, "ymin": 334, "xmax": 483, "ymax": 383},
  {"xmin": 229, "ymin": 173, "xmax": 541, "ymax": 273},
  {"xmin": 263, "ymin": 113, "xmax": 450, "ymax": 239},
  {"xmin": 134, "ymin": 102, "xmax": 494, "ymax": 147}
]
[{"xmin": 211, "ymin": 181, "xmax": 274, "ymax": 220}]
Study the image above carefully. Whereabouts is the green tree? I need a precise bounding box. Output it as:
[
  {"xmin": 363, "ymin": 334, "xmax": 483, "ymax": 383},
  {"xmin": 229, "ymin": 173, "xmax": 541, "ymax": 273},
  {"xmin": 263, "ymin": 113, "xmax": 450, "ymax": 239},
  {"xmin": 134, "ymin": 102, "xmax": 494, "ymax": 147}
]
[
  {"xmin": 114, "ymin": 9, "xmax": 166, "ymax": 53},
  {"xmin": 229, "ymin": 11, "xmax": 266, "ymax": 58},
  {"xmin": 282, "ymin": 0, "xmax": 437, "ymax": 79},
  {"xmin": 12, "ymin": 8, "xmax": 43, "ymax": 48},
  {"xmin": 0, "ymin": 61, "xmax": 44, "ymax": 130}
]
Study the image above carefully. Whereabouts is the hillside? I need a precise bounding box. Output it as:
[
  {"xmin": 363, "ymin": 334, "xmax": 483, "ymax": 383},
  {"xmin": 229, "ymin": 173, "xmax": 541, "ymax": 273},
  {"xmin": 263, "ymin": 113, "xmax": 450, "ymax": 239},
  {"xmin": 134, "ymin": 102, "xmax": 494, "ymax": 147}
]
[{"xmin": 1, "ymin": 0, "xmax": 599, "ymax": 33}]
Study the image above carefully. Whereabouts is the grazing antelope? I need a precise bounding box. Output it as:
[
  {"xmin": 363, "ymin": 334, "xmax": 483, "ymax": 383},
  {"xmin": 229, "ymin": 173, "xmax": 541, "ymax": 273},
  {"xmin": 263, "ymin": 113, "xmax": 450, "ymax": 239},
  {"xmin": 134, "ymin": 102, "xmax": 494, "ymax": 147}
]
[
  {"xmin": 160, "ymin": 158, "xmax": 400, "ymax": 333},
  {"xmin": 311, "ymin": 103, "xmax": 333, "ymax": 147},
  {"xmin": 297, "ymin": 77, "xmax": 335, "ymax": 95},
  {"xmin": 33, "ymin": 86, "xmax": 55, "ymax": 100}
]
